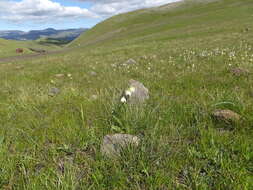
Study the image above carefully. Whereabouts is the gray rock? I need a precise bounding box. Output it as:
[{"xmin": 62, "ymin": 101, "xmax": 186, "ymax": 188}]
[
  {"xmin": 120, "ymin": 79, "xmax": 149, "ymax": 104},
  {"xmin": 89, "ymin": 71, "xmax": 97, "ymax": 76},
  {"xmin": 212, "ymin": 109, "xmax": 241, "ymax": 124},
  {"xmin": 123, "ymin": 59, "xmax": 137, "ymax": 66},
  {"xmin": 91, "ymin": 94, "xmax": 98, "ymax": 100},
  {"xmin": 49, "ymin": 87, "xmax": 60, "ymax": 97},
  {"xmin": 101, "ymin": 134, "xmax": 140, "ymax": 157},
  {"xmin": 55, "ymin": 74, "xmax": 65, "ymax": 78}
]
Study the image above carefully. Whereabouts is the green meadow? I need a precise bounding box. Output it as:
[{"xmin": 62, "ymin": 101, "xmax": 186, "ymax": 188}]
[
  {"xmin": 0, "ymin": 0, "xmax": 252, "ymax": 189},
  {"xmin": 0, "ymin": 38, "xmax": 61, "ymax": 58}
]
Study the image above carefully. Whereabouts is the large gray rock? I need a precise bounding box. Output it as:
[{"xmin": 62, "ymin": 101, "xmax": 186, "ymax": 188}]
[
  {"xmin": 120, "ymin": 79, "xmax": 149, "ymax": 104},
  {"xmin": 101, "ymin": 134, "xmax": 140, "ymax": 157}
]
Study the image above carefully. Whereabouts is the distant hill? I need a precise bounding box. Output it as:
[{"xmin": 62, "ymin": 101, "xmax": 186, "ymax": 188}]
[
  {"xmin": 0, "ymin": 37, "xmax": 61, "ymax": 58},
  {"xmin": 0, "ymin": 28, "xmax": 88, "ymax": 42}
]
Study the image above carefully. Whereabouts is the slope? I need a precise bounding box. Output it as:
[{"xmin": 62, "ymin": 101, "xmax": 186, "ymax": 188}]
[
  {"xmin": 71, "ymin": 0, "xmax": 252, "ymax": 48},
  {"xmin": 0, "ymin": 0, "xmax": 252, "ymax": 189}
]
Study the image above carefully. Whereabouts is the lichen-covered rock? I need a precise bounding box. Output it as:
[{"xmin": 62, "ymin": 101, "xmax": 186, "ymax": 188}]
[
  {"xmin": 120, "ymin": 79, "xmax": 149, "ymax": 104},
  {"xmin": 212, "ymin": 109, "xmax": 241, "ymax": 123},
  {"xmin": 101, "ymin": 134, "xmax": 140, "ymax": 157}
]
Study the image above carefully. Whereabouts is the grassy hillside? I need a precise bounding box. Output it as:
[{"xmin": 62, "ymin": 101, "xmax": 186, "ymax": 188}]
[
  {"xmin": 70, "ymin": 0, "xmax": 252, "ymax": 48},
  {"xmin": 0, "ymin": 0, "xmax": 252, "ymax": 189},
  {"xmin": 0, "ymin": 38, "xmax": 61, "ymax": 58}
]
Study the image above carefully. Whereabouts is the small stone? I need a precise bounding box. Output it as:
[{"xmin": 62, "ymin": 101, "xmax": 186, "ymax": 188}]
[
  {"xmin": 123, "ymin": 59, "xmax": 137, "ymax": 66},
  {"xmin": 15, "ymin": 66, "xmax": 24, "ymax": 70},
  {"xmin": 121, "ymin": 79, "xmax": 149, "ymax": 104},
  {"xmin": 140, "ymin": 55, "xmax": 148, "ymax": 60},
  {"xmin": 230, "ymin": 67, "xmax": 249, "ymax": 76},
  {"xmin": 91, "ymin": 95, "xmax": 98, "ymax": 100},
  {"xmin": 101, "ymin": 134, "xmax": 140, "ymax": 157},
  {"xmin": 212, "ymin": 109, "xmax": 241, "ymax": 124},
  {"xmin": 49, "ymin": 87, "xmax": 60, "ymax": 97},
  {"xmin": 89, "ymin": 71, "xmax": 97, "ymax": 76},
  {"xmin": 151, "ymin": 55, "xmax": 157, "ymax": 59},
  {"xmin": 55, "ymin": 74, "xmax": 65, "ymax": 78}
]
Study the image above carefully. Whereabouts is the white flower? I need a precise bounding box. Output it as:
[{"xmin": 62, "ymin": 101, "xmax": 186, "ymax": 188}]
[
  {"xmin": 125, "ymin": 90, "xmax": 132, "ymax": 97},
  {"xmin": 120, "ymin": 97, "xmax": 127, "ymax": 103}
]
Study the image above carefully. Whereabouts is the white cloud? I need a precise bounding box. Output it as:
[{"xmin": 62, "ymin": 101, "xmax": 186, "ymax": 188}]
[
  {"xmin": 0, "ymin": 0, "xmax": 181, "ymax": 24},
  {"xmin": 84, "ymin": 0, "xmax": 181, "ymax": 17},
  {"xmin": 0, "ymin": 0, "xmax": 98, "ymax": 23}
]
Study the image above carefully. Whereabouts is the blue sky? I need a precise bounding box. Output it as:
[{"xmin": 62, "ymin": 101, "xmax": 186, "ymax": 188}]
[{"xmin": 0, "ymin": 0, "xmax": 180, "ymax": 31}]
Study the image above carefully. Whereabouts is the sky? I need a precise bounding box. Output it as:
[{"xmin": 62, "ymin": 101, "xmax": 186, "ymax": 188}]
[{"xmin": 0, "ymin": 0, "xmax": 181, "ymax": 31}]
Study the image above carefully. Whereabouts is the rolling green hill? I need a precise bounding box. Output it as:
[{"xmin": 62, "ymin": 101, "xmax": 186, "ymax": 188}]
[
  {"xmin": 0, "ymin": 0, "xmax": 252, "ymax": 189},
  {"xmin": 70, "ymin": 0, "xmax": 252, "ymax": 49},
  {"xmin": 0, "ymin": 38, "xmax": 61, "ymax": 58}
]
